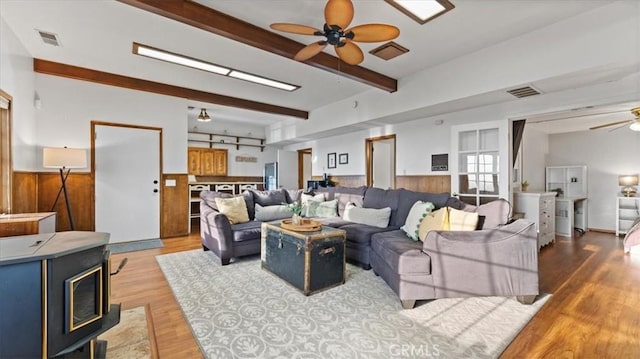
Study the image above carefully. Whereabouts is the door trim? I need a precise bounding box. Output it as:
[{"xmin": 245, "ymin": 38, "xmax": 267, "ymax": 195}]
[
  {"xmin": 91, "ymin": 121, "xmax": 163, "ymax": 233},
  {"xmin": 297, "ymin": 148, "xmax": 312, "ymax": 189},
  {"xmin": 365, "ymin": 134, "xmax": 396, "ymax": 188},
  {"xmin": 0, "ymin": 89, "xmax": 13, "ymax": 214}
]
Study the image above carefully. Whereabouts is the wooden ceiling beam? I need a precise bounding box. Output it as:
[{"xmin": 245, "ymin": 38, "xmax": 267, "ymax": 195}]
[
  {"xmin": 34, "ymin": 59, "xmax": 309, "ymax": 119},
  {"xmin": 117, "ymin": 0, "xmax": 398, "ymax": 93}
]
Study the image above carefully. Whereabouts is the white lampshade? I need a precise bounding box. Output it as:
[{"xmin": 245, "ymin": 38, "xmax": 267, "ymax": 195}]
[
  {"xmin": 630, "ymin": 120, "xmax": 640, "ymax": 132},
  {"xmin": 619, "ymin": 175, "xmax": 639, "ymax": 186},
  {"xmin": 43, "ymin": 147, "xmax": 87, "ymax": 168}
]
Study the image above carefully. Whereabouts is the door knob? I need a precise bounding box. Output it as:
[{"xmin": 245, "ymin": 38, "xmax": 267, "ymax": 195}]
[
  {"xmin": 153, "ymin": 180, "xmax": 158, "ymax": 184},
  {"xmin": 153, "ymin": 189, "xmax": 159, "ymax": 193}
]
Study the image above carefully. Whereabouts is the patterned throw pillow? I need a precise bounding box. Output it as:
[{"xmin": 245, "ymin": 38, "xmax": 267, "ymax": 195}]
[
  {"xmin": 418, "ymin": 207, "xmax": 450, "ymax": 241},
  {"xmin": 401, "ymin": 201, "xmax": 435, "ymax": 241},
  {"xmin": 214, "ymin": 196, "xmax": 249, "ymax": 224},
  {"xmin": 304, "ymin": 199, "xmax": 338, "ymax": 218}
]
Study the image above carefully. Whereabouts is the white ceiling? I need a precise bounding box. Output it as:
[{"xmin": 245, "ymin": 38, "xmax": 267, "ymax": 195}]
[{"xmin": 1, "ymin": 0, "xmax": 636, "ymax": 132}]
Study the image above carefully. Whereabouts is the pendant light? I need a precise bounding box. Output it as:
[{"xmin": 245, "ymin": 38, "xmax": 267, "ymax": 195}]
[{"xmin": 197, "ymin": 108, "xmax": 211, "ymax": 122}]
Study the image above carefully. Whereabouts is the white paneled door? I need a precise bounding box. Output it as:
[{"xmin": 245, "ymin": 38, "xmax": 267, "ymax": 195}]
[
  {"xmin": 95, "ymin": 124, "xmax": 161, "ymax": 243},
  {"xmin": 451, "ymin": 120, "xmax": 509, "ymax": 206}
]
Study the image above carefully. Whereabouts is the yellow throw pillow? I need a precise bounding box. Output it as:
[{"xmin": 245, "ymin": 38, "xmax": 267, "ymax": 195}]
[
  {"xmin": 448, "ymin": 207, "xmax": 479, "ymax": 231},
  {"xmin": 418, "ymin": 207, "xmax": 450, "ymax": 240},
  {"xmin": 214, "ymin": 196, "xmax": 249, "ymax": 224}
]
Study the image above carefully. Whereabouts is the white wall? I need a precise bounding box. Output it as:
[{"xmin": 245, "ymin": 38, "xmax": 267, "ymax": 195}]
[
  {"xmin": 0, "ymin": 17, "xmax": 37, "ymax": 170},
  {"xmin": 547, "ymin": 129, "xmax": 640, "ymax": 231},
  {"xmin": 34, "ymin": 75, "xmax": 187, "ymax": 173}
]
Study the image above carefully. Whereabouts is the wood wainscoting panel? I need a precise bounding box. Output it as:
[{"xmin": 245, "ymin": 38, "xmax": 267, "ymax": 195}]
[
  {"xmin": 161, "ymin": 173, "xmax": 189, "ymax": 238},
  {"xmin": 311, "ymin": 175, "xmax": 366, "ymax": 188},
  {"xmin": 37, "ymin": 172, "xmax": 93, "ymax": 231},
  {"xmin": 395, "ymin": 175, "xmax": 451, "ymax": 193},
  {"xmin": 12, "ymin": 171, "xmax": 38, "ymax": 213}
]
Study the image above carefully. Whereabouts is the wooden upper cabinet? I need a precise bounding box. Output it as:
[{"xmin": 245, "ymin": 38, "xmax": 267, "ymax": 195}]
[
  {"xmin": 187, "ymin": 147, "xmax": 227, "ymax": 176},
  {"xmin": 187, "ymin": 148, "xmax": 202, "ymax": 175},
  {"xmin": 213, "ymin": 149, "xmax": 228, "ymax": 176}
]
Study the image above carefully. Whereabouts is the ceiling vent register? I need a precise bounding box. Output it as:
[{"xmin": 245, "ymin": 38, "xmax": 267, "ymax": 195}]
[
  {"xmin": 37, "ymin": 30, "xmax": 61, "ymax": 46},
  {"xmin": 507, "ymin": 86, "xmax": 541, "ymax": 98}
]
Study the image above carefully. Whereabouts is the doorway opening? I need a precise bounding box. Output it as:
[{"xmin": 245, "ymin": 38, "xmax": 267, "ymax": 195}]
[
  {"xmin": 298, "ymin": 148, "xmax": 312, "ymax": 189},
  {"xmin": 365, "ymin": 134, "xmax": 396, "ymax": 189}
]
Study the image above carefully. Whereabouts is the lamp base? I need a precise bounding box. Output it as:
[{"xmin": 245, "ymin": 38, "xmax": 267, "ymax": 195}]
[{"xmin": 622, "ymin": 186, "xmax": 637, "ymax": 197}]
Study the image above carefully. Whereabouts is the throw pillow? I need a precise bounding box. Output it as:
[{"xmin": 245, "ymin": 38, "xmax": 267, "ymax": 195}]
[
  {"xmin": 335, "ymin": 192, "xmax": 365, "ymax": 217},
  {"xmin": 215, "ymin": 196, "xmax": 249, "ymax": 224},
  {"xmin": 343, "ymin": 203, "xmax": 391, "ymax": 228},
  {"xmin": 401, "ymin": 201, "xmax": 436, "ymax": 241},
  {"xmin": 418, "ymin": 207, "xmax": 450, "ymax": 240},
  {"xmin": 301, "ymin": 192, "xmax": 326, "ymax": 204},
  {"xmin": 254, "ymin": 204, "xmax": 293, "ymax": 221},
  {"xmin": 305, "ymin": 199, "xmax": 339, "ymax": 218},
  {"xmin": 448, "ymin": 207, "xmax": 479, "ymax": 231}
]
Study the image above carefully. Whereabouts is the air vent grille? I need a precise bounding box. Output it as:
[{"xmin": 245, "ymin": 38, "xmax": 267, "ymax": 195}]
[
  {"xmin": 506, "ymin": 86, "xmax": 541, "ymax": 98},
  {"xmin": 37, "ymin": 30, "xmax": 61, "ymax": 46},
  {"xmin": 369, "ymin": 41, "xmax": 409, "ymax": 61}
]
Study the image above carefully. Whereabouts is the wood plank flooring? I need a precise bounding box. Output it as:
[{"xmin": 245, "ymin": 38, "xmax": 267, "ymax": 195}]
[{"xmin": 109, "ymin": 228, "xmax": 640, "ymax": 358}]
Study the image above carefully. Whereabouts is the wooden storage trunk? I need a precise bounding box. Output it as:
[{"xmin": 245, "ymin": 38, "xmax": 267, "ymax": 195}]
[{"xmin": 261, "ymin": 222, "xmax": 346, "ymax": 295}]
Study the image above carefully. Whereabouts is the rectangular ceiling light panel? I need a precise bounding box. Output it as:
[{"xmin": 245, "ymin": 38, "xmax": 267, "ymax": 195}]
[
  {"xmin": 385, "ymin": 0, "xmax": 455, "ymax": 24},
  {"xmin": 132, "ymin": 43, "xmax": 299, "ymax": 91}
]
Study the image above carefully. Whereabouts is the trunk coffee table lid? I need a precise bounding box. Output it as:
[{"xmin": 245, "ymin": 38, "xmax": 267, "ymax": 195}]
[{"xmin": 280, "ymin": 219, "xmax": 322, "ymax": 232}]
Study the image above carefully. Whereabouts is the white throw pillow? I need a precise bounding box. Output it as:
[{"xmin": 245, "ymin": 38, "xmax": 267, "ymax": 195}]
[
  {"xmin": 343, "ymin": 203, "xmax": 391, "ymax": 228},
  {"xmin": 254, "ymin": 204, "xmax": 293, "ymax": 221},
  {"xmin": 401, "ymin": 201, "xmax": 435, "ymax": 241},
  {"xmin": 301, "ymin": 192, "xmax": 326, "ymax": 204}
]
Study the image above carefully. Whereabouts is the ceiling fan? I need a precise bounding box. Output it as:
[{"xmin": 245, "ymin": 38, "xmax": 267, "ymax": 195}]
[
  {"xmin": 270, "ymin": 0, "xmax": 400, "ymax": 65},
  {"xmin": 589, "ymin": 107, "xmax": 640, "ymax": 132}
]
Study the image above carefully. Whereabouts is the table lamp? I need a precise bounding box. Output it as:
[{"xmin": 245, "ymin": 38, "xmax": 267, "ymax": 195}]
[{"xmin": 618, "ymin": 175, "xmax": 639, "ymax": 197}]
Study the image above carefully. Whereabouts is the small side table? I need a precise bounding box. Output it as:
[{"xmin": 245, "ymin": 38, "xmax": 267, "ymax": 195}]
[
  {"xmin": 0, "ymin": 212, "xmax": 56, "ymax": 238},
  {"xmin": 261, "ymin": 222, "xmax": 346, "ymax": 295}
]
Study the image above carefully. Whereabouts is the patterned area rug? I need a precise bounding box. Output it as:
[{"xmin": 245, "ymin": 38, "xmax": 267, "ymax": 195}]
[
  {"xmin": 156, "ymin": 250, "xmax": 549, "ymax": 359},
  {"xmin": 107, "ymin": 239, "xmax": 164, "ymax": 254},
  {"xmin": 98, "ymin": 304, "xmax": 158, "ymax": 358}
]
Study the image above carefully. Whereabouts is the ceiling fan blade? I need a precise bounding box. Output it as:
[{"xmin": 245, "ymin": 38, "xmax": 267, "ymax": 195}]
[
  {"xmin": 270, "ymin": 23, "xmax": 321, "ymax": 36},
  {"xmin": 346, "ymin": 24, "xmax": 400, "ymax": 43},
  {"xmin": 325, "ymin": 0, "xmax": 354, "ymax": 29},
  {"xmin": 294, "ymin": 41, "xmax": 328, "ymax": 62},
  {"xmin": 589, "ymin": 119, "xmax": 632, "ymax": 130},
  {"xmin": 335, "ymin": 40, "xmax": 364, "ymax": 65}
]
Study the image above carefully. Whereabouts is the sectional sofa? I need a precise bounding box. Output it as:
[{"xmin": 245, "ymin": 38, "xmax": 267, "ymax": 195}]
[{"xmin": 200, "ymin": 186, "xmax": 539, "ymax": 308}]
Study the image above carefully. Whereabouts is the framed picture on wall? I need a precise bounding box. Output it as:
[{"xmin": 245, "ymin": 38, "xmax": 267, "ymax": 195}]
[
  {"xmin": 339, "ymin": 153, "xmax": 348, "ymax": 165},
  {"xmin": 328, "ymin": 152, "xmax": 337, "ymax": 169}
]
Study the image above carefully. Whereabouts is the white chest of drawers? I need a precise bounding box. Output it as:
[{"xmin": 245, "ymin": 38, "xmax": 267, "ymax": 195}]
[{"xmin": 514, "ymin": 192, "xmax": 556, "ymax": 249}]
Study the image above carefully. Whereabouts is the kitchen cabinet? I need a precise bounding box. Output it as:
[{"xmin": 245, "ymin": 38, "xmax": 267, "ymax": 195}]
[{"xmin": 188, "ymin": 147, "xmax": 227, "ymax": 176}]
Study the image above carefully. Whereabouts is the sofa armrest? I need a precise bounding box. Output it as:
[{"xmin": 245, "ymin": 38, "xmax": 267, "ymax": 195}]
[
  {"xmin": 422, "ymin": 219, "xmax": 539, "ymax": 298},
  {"xmin": 200, "ymin": 202, "xmax": 234, "ymax": 258}
]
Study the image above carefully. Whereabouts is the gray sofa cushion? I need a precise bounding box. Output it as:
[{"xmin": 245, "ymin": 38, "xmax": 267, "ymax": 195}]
[
  {"xmin": 340, "ymin": 223, "xmax": 398, "ymax": 245},
  {"xmin": 363, "ymin": 187, "xmax": 402, "ymax": 226},
  {"xmin": 231, "ymin": 221, "xmax": 262, "ymax": 242},
  {"xmin": 200, "ymin": 191, "xmax": 234, "ymax": 211},
  {"xmin": 371, "ymin": 230, "xmax": 431, "ymax": 275},
  {"xmin": 285, "ymin": 189, "xmax": 303, "ymax": 204},
  {"xmin": 241, "ymin": 191, "xmax": 255, "ymax": 220},
  {"xmin": 250, "ymin": 189, "xmax": 287, "ymax": 207},
  {"xmin": 395, "ymin": 189, "xmax": 451, "ymax": 228}
]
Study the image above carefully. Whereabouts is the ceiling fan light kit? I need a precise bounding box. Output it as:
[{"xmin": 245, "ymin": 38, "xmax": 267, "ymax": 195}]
[
  {"xmin": 270, "ymin": 0, "xmax": 400, "ymax": 65},
  {"xmin": 588, "ymin": 106, "xmax": 640, "ymax": 132}
]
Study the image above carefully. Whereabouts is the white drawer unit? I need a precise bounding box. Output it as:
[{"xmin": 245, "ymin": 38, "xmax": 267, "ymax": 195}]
[
  {"xmin": 514, "ymin": 192, "xmax": 556, "ymax": 249},
  {"xmin": 616, "ymin": 197, "xmax": 640, "ymax": 236}
]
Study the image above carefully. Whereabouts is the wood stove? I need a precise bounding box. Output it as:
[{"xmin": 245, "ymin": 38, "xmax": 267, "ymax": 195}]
[{"xmin": 0, "ymin": 231, "xmax": 120, "ymax": 359}]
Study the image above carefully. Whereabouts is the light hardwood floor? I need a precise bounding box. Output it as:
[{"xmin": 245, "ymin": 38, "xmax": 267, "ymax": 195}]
[{"xmin": 109, "ymin": 228, "xmax": 640, "ymax": 358}]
